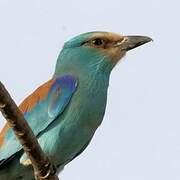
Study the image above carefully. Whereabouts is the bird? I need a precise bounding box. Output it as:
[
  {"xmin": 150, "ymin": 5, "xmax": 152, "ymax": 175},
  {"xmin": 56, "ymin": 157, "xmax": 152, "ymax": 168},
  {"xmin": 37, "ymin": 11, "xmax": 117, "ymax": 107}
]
[{"xmin": 0, "ymin": 31, "xmax": 151, "ymax": 180}]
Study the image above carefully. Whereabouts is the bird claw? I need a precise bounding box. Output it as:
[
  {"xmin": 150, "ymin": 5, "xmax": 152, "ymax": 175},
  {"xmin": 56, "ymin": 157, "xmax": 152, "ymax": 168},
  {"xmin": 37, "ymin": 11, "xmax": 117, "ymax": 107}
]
[{"xmin": 38, "ymin": 163, "xmax": 57, "ymax": 179}]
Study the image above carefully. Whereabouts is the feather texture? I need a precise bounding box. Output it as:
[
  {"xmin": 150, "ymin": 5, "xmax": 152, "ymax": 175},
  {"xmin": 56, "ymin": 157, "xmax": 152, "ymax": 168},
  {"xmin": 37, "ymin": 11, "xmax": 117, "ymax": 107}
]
[{"xmin": 0, "ymin": 75, "xmax": 77, "ymax": 164}]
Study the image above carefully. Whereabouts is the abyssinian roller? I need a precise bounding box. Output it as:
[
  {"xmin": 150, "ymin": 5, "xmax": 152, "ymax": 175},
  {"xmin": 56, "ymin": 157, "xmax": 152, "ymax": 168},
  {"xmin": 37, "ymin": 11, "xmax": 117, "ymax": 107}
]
[{"xmin": 0, "ymin": 32, "xmax": 151, "ymax": 179}]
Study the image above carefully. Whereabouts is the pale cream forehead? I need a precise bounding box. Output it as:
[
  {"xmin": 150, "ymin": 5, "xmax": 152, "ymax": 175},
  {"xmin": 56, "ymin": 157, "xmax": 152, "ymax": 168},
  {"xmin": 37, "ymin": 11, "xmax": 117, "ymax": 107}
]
[{"xmin": 88, "ymin": 32, "xmax": 124, "ymax": 41}]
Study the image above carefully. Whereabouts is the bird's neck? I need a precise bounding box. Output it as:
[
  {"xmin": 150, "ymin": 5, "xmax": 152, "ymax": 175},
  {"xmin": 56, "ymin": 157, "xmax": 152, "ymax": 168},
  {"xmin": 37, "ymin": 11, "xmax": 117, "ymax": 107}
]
[
  {"xmin": 54, "ymin": 58, "xmax": 110, "ymax": 129},
  {"xmin": 54, "ymin": 66, "xmax": 110, "ymax": 93},
  {"xmin": 54, "ymin": 48, "xmax": 112, "ymax": 93},
  {"xmin": 80, "ymin": 70, "xmax": 110, "ymax": 95}
]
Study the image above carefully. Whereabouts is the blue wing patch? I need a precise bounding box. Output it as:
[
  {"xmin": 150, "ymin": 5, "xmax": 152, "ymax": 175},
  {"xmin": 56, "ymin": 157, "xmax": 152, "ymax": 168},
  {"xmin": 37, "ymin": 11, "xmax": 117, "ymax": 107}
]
[{"xmin": 48, "ymin": 75, "xmax": 77, "ymax": 118}]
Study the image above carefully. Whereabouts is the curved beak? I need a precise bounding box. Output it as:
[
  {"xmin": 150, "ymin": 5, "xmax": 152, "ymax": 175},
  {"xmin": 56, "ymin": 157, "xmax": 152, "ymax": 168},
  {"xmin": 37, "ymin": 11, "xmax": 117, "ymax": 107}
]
[{"xmin": 116, "ymin": 36, "xmax": 152, "ymax": 51}]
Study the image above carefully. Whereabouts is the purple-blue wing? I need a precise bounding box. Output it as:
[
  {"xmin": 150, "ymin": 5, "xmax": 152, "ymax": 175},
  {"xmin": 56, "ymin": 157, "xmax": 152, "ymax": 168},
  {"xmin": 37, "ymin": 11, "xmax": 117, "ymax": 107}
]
[{"xmin": 0, "ymin": 74, "xmax": 78, "ymax": 164}]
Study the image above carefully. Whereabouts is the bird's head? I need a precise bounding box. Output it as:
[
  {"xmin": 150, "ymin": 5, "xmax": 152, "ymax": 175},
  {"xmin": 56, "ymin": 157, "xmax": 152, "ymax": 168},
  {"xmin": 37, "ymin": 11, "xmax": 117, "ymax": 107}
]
[{"xmin": 55, "ymin": 31, "xmax": 152, "ymax": 77}]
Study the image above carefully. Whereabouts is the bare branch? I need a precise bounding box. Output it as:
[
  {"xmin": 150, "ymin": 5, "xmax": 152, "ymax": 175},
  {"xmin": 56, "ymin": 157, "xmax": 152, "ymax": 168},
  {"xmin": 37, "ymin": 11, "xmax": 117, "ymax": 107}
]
[{"xmin": 0, "ymin": 81, "xmax": 59, "ymax": 180}]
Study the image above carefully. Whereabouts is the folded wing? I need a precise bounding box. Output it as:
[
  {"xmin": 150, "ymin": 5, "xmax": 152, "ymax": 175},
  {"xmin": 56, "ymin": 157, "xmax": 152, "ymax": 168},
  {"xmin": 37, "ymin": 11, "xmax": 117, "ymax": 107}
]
[{"xmin": 0, "ymin": 75, "xmax": 78, "ymax": 166}]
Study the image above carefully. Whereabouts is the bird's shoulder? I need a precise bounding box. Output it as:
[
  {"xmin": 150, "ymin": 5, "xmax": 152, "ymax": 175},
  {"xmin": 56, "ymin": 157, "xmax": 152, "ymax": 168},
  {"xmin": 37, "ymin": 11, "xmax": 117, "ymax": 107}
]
[
  {"xmin": 19, "ymin": 78, "xmax": 55, "ymax": 114},
  {"xmin": 0, "ymin": 75, "xmax": 78, "ymax": 149}
]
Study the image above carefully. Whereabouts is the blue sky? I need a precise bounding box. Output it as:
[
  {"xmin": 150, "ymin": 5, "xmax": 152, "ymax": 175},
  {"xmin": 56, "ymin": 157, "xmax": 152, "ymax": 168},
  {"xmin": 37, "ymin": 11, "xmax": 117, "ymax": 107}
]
[{"xmin": 0, "ymin": 0, "xmax": 180, "ymax": 179}]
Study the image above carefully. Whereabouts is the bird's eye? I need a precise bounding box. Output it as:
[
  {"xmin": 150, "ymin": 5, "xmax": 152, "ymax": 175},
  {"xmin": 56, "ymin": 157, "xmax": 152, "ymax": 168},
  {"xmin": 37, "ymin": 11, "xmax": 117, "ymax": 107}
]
[{"xmin": 92, "ymin": 38, "xmax": 104, "ymax": 46}]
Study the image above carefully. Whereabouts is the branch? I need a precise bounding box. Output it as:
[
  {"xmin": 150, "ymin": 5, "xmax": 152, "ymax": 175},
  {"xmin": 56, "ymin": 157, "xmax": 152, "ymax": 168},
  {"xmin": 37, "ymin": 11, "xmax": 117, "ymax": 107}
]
[{"xmin": 0, "ymin": 81, "xmax": 59, "ymax": 180}]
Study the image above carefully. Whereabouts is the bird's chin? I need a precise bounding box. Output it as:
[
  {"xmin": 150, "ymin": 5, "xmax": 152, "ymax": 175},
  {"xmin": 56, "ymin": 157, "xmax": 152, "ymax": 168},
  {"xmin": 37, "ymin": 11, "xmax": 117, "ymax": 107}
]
[{"xmin": 110, "ymin": 50, "xmax": 126, "ymax": 66}]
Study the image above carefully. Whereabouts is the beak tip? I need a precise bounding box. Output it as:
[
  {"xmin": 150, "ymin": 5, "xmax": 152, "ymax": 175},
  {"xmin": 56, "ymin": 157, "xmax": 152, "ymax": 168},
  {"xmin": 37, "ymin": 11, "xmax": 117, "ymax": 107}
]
[
  {"xmin": 124, "ymin": 35, "xmax": 153, "ymax": 51},
  {"xmin": 145, "ymin": 36, "xmax": 153, "ymax": 43},
  {"xmin": 136, "ymin": 36, "xmax": 153, "ymax": 45}
]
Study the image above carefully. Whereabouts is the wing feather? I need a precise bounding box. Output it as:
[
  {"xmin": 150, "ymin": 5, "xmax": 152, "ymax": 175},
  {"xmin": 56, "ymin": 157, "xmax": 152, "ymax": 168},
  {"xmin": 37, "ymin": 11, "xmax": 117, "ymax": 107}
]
[{"xmin": 0, "ymin": 75, "xmax": 78, "ymax": 164}]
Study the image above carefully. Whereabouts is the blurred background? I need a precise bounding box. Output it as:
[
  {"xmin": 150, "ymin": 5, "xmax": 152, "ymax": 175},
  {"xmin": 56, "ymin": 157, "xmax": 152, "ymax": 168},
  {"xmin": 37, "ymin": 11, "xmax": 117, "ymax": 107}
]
[{"xmin": 0, "ymin": 0, "xmax": 180, "ymax": 179}]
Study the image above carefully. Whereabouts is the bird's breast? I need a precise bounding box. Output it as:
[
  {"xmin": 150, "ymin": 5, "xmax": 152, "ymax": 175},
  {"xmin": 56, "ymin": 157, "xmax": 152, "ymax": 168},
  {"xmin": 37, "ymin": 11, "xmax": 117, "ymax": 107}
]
[
  {"xmin": 70, "ymin": 82, "xmax": 108, "ymax": 128},
  {"xmin": 49, "ymin": 77, "xmax": 109, "ymax": 166}
]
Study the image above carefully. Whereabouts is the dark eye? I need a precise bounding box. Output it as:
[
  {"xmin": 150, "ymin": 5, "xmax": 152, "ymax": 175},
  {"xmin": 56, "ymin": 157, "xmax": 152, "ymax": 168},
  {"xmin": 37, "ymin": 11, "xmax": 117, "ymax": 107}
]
[{"xmin": 92, "ymin": 38, "xmax": 104, "ymax": 46}]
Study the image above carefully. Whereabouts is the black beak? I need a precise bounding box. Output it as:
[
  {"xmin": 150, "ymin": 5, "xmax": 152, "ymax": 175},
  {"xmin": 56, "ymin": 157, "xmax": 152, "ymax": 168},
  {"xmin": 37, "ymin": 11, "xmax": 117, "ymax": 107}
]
[{"xmin": 121, "ymin": 36, "xmax": 152, "ymax": 51}]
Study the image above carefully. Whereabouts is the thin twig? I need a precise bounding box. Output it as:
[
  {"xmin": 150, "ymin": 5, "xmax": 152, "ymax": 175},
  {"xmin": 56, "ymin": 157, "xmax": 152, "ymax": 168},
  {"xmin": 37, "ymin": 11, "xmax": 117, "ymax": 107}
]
[{"xmin": 0, "ymin": 81, "xmax": 59, "ymax": 180}]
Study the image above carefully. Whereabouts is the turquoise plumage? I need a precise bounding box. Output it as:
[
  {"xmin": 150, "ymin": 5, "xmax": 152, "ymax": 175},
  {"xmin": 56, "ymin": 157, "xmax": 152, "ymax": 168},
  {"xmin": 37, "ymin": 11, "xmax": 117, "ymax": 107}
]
[
  {"xmin": 0, "ymin": 31, "xmax": 151, "ymax": 180},
  {"xmin": 0, "ymin": 75, "xmax": 77, "ymax": 161}
]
